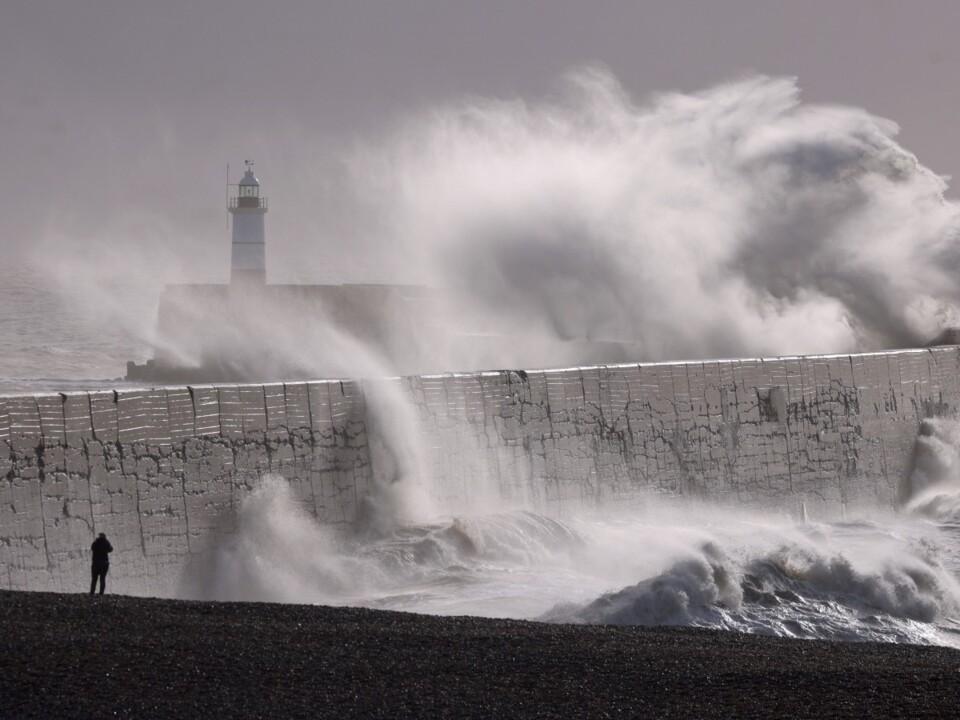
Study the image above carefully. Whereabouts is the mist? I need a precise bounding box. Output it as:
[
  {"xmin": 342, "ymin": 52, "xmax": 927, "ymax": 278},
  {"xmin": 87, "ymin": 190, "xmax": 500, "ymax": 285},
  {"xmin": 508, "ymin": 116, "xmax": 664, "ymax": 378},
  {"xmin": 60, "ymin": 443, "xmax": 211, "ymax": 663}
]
[
  {"xmin": 23, "ymin": 69, "xmax": 960, "ymax": 384},
  {"xmin": 349, "ymin": 69, "xmax": 960, "ymax": 363}
]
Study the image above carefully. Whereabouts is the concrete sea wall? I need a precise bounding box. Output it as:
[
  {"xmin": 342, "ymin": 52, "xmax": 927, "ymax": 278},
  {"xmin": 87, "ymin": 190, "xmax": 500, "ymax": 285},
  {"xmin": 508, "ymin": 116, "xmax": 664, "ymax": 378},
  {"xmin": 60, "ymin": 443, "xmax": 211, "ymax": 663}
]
[{"xmin": 2, "ymin": 347, "xmax": 959, "ymax": 593}]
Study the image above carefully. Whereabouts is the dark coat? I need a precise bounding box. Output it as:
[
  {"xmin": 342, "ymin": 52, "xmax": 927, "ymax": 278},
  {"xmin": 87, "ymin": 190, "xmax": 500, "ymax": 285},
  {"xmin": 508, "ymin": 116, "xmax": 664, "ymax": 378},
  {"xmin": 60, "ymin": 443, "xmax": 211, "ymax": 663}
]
[{"xmin": 91, "ymin": 536, "xmax": 113, "ymax": 568}]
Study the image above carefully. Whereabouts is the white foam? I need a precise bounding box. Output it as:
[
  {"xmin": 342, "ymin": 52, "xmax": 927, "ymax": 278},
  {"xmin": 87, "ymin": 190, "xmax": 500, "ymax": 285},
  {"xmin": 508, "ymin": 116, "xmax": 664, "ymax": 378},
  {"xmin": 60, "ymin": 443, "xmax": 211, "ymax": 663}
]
[{"xmin": 175, "ymin": 475, "xmax": 960, "ymax": 647}]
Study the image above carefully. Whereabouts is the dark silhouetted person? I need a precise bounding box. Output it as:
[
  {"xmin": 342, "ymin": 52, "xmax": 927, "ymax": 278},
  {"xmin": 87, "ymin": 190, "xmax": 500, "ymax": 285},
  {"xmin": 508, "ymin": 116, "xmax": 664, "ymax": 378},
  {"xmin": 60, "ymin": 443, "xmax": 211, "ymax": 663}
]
[{"xmin": 90, "ymin": 533, "xmax": 113, "ymax": 595}]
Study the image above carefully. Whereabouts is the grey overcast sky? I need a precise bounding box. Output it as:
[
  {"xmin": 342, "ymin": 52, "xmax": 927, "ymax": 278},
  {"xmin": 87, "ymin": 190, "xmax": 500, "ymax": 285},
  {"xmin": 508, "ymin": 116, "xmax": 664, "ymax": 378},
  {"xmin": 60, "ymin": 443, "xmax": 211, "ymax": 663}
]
[{"xmin": 3, "ymin": 0, "xmax": 960, "ymax": 280}]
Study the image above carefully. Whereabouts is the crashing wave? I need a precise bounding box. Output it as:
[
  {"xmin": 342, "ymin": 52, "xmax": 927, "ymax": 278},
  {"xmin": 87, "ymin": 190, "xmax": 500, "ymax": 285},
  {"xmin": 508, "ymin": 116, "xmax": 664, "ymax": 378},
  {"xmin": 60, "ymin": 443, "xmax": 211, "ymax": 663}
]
[{"xmin": 542, "ymin": 529, "xmax": 960, "ymax": 645}]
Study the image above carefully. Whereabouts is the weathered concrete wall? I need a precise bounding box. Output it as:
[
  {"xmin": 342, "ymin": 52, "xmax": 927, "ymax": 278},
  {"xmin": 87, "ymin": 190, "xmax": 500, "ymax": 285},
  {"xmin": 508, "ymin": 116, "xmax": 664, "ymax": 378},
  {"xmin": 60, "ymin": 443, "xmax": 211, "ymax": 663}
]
[{"xmin": 2, "ymin": 347, "xmax": 959, "ymax": 593}]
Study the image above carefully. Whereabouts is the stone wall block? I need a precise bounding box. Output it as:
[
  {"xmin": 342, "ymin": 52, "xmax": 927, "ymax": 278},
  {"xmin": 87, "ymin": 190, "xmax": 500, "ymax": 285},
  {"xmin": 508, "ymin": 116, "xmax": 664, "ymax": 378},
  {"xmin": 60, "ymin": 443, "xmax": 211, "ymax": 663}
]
[
  {"xmin": 849, "ymin": 353, "xmax": 866, "ymax": 394},
  {"xmin": 916, "ymin": 350, "xmax": 937, "ymax": 410},
  {"xmin": 765, "ymin": 358, "xmax": 789, "ymax": 394},
  {"xmin": 329, "ymin": 381, "xmax": 360, "ymax": 427},
  {"xmin": 488, "ymin": 370, "xmax": 515, "ymax": 406},
  {"xmin": 510, "ymin": 371, "xmax": 537, "ymax": 422},
  {"xmin": 0, "ymin": 467, "xmax": 15, "ymax": 557},
  {"xmin": 183, "ymin": 453, "xmax": 233, "ymax": 540},
  {"xmin": 752, "ymin": 361, "xmax": 776, "ymax": 417},
  {"xmin": 420, "ymin": 375, "xmax": 448, "ymax": 422},
  {"xmin": 599, "ymin": 365, "xmax": 629, "ymax": 421},
  {"xmin": 7, "ymin": 396, "xmax": 42, "ymax": 453},
  {"xmin": 264, "ymin": 383, "xmax": 287, "ymax": 432},
  {"xmin": 922, "ymin": 349, "xmax": 942, "ymax": 406},
  {"xmin": 443, "ymin": 375, "xmax": 468, "ymax": 422},
  {"xmin": 342, "ymin": 381, "xmax": 368, "ymax": 429},
  {"xmin": 810, "ymin": 357, "xmax": 832, "ymax": 391},
  {"xmin": 887, "ymin": 352, "xmax": 908, "ymax": 413},
  {"xmin": 855, "ymin": 354, "xmax": 880, "ymax": 417},
  {"xmin": 0, "ymin": 396, "xmax": 11, "ymax": 442},
  {"xmin": 869, "ymin": 353, "xmax": 893, "ymax": 415},
  {"xmin": 217, "ymin": 385, "xmax": 243, "ymax": 438},
  {"xmin": 579, "ymin": 367, "xmax": 602, "ymax": 413},
  {"xmin": 41, "ymin": 471, "xmax": 95, "ymax": 554},
  {"xmin": 897, "ymin": 351, "xmax": 926, "ymax": 419},
  {"xmin": 716, "ymin": 361, "xmax": 737, "ymax": 409},
  {"xmin": 190, "ymin": 385, "xmax": 221, "ymax": 437},
  {"xmin": 0, "ymin": 437, "xmax": 10, "ymax": 479},
  {"xmin": 461, "ymin": 375, "xmax": 486, "ymax": 424},
  {"xmin": 137, "ymin": 473, "xmax": 189, "ymax": 557},
  {"xmin": 941, "ymin": 346, "xmax": 960, "ymax": 399},
  {"xmin": 35, "ymin": 394, "xmax": 66, "ymax": 448},
  {"xmin": 283, "ymin": 383, "xmax": 311, "ymax": 431},
  {"xmin": 477, "ymin": 372, "xmax": 510, "ymax": 423},
  {"xmin": 810, "ymin": 359, "xmax": 833, "ymax": 413},
  {"xmin": 239, "ymin": 385, "xmax": 267, "ymax": 433},
  {"xmin": 163, "ymin": 387, "xmax": 193, "ymax": 442},
  {"xmin": 701, "ymin": 362, "xmax": 723, "ymax": 420},
  {"xmin": 325, "ymin": 381, "xmax": 347, "ymax": 428},
  {"xmin": 142, "ymin": 389, "xmax": 172, "ymax": 446},
  {"xmin": 836, "ymin": 354, "xmax": 856, "ymax": 389},
  {"xmin": 88, "ymin": 391, "xmax": 118, "ymax": 443},
  {"xmin": 307, "ymin": 381, "xmax": 333, "ymax": 434},
  {"xmin": 403, "ymin": 375, "xmax": 427, "ymax": 414},
  {"xmin": 829, "ymin": 355, "xmax": 851, "ymax": 394},
  {"xmin": 796, "ymin": 356, "xmax": 817, "ymax": 408},
  {"xmin": 672, "ymin": 363, "xmax": 695, "ymax": 423},
  {"xmin": 928, "ymin": 347, "xmax": 960, "ymax": 410},
  {"xmin": 116, "ymin": 390, "xmax": 150, "ymax": 444},
  {"xmin": 543, "ymin": 369, "xmax": 565, "ymax": 418},
  {"xmin": 62, "ymin": 392, "xmax": 94, "ymax": 447},
  {"xmin": 645, "ymin": 365, "xmax": 675, "ymax": 421},
  {"xmin": 735, "ymin": 360, "xmax": 762, "ymax": 424},
  {"xmin": 875, "ymin": 354, "xmax": 896, "ymax": 414},
  {"xmin": 684, "ymin": 363, "xmax": 707, "ymax": 419}
]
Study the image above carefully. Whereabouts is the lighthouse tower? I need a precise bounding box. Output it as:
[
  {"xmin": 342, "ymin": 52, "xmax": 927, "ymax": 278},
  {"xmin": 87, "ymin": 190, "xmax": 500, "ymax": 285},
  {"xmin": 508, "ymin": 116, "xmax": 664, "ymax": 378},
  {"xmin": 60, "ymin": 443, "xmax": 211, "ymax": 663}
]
[{"xmin": 228, "ymin": 161, "xmax": 268, "ymax": 286}]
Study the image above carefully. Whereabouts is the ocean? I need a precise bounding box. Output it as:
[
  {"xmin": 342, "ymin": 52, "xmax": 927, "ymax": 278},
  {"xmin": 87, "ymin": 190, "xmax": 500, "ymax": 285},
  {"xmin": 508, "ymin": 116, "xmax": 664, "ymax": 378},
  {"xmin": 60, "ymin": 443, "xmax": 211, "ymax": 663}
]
[{"xmin": 0, "ymin": 267, "xmax": 152, "ymax": 394}]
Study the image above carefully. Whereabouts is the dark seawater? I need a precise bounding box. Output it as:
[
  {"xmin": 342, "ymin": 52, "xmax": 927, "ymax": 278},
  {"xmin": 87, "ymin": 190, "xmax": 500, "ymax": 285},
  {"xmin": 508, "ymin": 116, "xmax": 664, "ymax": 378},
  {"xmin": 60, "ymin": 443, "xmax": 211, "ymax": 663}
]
[{"xmin": 0, "ymin": 267, "xmax": 153, "ymax": 393}]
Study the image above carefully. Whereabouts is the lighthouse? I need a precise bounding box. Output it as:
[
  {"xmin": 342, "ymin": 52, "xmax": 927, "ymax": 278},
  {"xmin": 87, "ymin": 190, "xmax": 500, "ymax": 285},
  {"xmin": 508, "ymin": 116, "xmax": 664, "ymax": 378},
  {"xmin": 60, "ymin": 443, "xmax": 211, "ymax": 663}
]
[{"xmin": 228, "ymin": 160, "xmax": 268, "ymax": 286}]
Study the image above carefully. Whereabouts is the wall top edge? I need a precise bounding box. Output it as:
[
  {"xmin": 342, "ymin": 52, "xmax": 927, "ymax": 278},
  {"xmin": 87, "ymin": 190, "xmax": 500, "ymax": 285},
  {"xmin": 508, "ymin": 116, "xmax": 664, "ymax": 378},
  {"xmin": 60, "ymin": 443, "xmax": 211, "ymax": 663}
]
[{"xmin": 1, "ymin": 345, "xmax": 955, "ymax": 401}]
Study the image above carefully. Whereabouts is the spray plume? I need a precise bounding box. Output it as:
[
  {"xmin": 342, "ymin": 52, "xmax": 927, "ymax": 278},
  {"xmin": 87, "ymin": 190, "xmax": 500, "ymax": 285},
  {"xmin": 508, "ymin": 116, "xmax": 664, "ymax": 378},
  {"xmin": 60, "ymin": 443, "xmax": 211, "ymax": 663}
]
[
  {"xmin": 349, "ymin": 68, "xmax": 960, "ymax": 364},
  {"xmin": 28, "ymin": 68, "xmax": 960, "ymax": 380}
]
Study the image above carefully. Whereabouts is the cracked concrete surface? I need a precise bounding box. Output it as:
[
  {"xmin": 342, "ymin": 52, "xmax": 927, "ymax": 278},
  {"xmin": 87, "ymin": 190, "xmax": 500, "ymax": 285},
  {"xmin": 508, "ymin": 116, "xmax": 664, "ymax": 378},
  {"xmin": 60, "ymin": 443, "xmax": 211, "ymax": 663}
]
[{"xmin": 1, "ymin": 347, "xmax": 957, "ymax": 593}]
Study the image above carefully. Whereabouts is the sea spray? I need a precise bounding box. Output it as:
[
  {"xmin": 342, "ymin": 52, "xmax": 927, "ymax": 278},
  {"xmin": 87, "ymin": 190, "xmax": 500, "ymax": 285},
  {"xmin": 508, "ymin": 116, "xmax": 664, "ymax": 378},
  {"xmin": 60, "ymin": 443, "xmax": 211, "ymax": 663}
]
[
  {"xmin": 179, "ymin": 472, "xmax": 960, "ymax": 646},
  {"xmin": 543, "ymin": 517, "xmax": 960, "ymax": 645},
  {"xmin": 175, "ymin": 410, "xmax": 960, "ymax": 647},
  {"xmin": 905, "ymin": 418, "xmax": 960, "ymax": 523},
  {"xmin": 178, "ymin": 476, "xmax": 375, "ymax": 604},
  {"xmin": 360, "ymin": 375, "xmax": 437, "ymax": 534},
  {"xmin": 34, "ymin": 71, "xmax": 960, "ymax": 382},
  {"xmin": 349, "ymin": 69, "xmax": 960, "ymax": 367}
]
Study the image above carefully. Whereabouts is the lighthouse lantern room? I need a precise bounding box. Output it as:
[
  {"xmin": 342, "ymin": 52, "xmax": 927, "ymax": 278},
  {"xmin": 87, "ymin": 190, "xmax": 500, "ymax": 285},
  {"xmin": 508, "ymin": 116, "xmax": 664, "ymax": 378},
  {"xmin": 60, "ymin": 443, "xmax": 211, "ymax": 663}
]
[{"xmin": 228, "ymin": 160, "xmax": 268, "ymax": 285}]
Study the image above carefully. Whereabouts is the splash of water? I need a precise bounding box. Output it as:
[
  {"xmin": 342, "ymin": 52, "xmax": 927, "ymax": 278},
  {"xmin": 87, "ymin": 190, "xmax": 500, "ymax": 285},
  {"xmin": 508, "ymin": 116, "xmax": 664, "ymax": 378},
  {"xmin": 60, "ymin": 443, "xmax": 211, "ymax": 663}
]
[
  {"xmin": 178, "ymin": 470, "xmax": 960, "ymax": 647},
  {"xmin": 904, "ymin": 418, "xmax": 960, "ymax": 523},
  {"xmin": 351, "ymin": 69, "xmax": 960, "ymax": 366},
  {"xmin": 178, "ymin": 476, "xmax": 374, "ymax": 603},
  {"xmin": 545, "ymin": 519, "xmax": 960, "ymax": 646},
  {"xmin": 25, "ymin": 69, "xmax": 960, "ymax": 385}
]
